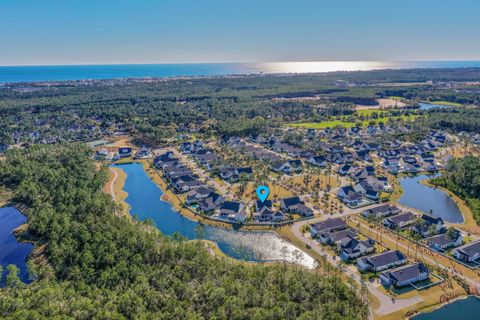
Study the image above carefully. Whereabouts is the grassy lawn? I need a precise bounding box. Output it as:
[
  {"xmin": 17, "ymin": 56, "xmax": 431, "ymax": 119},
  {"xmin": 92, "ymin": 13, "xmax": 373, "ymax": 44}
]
[
  {"xmin": 426, "ymin": 100, "xmax": 463, "ymax": 107},
  {"xmin": 288, "ymin": 114, "xmax": 418, "ymax": 129},
  {"xmin": 356, "ymin": 108, "xmax": 384, "ymax": 116},
  {"xmin": 289, "ymin": 120, "xmax": 356, "ymax": 129}
]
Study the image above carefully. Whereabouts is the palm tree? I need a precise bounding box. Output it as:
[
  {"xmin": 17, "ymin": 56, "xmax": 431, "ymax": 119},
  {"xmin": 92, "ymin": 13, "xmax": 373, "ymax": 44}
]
[{"xmin": 395, "ymin": 226, "xmax": 401, "ymax": 250}]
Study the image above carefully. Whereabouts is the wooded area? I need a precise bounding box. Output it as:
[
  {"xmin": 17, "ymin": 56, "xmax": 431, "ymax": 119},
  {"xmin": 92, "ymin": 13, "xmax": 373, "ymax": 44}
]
[
  {"xmin": 431, "ymin": 156, "xmax": 480, "ymax": 224},
  {"xmin": 0, "ymin": 144, "xmax": 368, "ymax": 319}
]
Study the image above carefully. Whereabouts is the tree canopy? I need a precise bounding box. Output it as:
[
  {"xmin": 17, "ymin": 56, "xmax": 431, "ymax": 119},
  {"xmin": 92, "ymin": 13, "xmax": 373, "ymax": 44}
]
[{"xmin": 0, "ymin": 144, "xmax": 368, "ymax": 319}]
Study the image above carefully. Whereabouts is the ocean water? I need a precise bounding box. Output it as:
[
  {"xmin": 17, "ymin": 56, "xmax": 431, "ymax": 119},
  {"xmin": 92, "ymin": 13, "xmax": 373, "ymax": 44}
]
[{"xmin": 1, "ymin": 61, "xmax": 480, "ymax": 83}]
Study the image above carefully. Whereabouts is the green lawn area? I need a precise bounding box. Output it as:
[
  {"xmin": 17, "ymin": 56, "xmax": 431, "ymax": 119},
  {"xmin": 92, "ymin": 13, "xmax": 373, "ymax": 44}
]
[
  {"xmin": 426, "ymin": 100, "xmax": 463, "ymax": 107},
  {"xmin": 288, "ymin": 114, "xmax": 419, "ymax": 129},
  {"xmin": 289, "ymin": 120, "xmax": 356, "ymax": 129},
  {"xmin": 389, "ymin": 96, "xmax": 404, "ymax": 101},
  {"xmin": 356, "ymin": 109, "xmax": 382, "ymax": 116}
]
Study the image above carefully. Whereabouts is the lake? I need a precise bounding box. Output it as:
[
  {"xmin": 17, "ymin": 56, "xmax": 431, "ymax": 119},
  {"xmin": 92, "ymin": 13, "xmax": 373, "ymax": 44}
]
[
  {"xmin": 113, "ymin": 163, "xmax": 316, "ymax": 268},
  {"xmin": 0, "ymin": 207, "xmax": 33, "ymax": 287},
  {"xmin": 398, "ymin": 175, "xmax": 464, "ymax": 223},
  {"xmin": 413, "ymin": 296, "xmax": 480, "ymax": 320},
  {"xmin": 419, "ymin": 103, "xmax": 457, "ymax": 110},
  {"xmin": 2, "ymin": 61, "xmax": 480, "ymax": 83}
]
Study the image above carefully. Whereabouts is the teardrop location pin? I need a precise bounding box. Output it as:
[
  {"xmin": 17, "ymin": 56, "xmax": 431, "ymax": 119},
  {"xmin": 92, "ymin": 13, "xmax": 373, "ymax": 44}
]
[{"xmin": 256, "ymin": 185, "xmax": 270, "ymax": 203}]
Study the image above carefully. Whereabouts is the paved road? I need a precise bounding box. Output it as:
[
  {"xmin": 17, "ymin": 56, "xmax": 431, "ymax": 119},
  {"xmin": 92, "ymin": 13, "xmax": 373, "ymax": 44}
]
[
  {"xmin": 164, "ymin": 147, "xmax": 235, "ymax": 199},
  {"xmin": 351, "ymin": 215, "xmax": 480, "ymax": 290},
  {"xmin": 290, "ymin": 216, "xmax": 424, "ymax": 316}
]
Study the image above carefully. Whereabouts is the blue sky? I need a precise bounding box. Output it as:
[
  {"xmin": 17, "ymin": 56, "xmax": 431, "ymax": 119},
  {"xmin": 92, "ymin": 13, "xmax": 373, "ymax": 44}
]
[{"xmin": 1, "ymin": 0, "xmax": 479, "ymax": 65}]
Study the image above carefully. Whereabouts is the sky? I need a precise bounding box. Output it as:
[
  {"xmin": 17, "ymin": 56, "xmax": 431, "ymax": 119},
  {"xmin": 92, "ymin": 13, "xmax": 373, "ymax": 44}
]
[{"xmin": 1, "ymin": 0, "xmax": 479, "ymax": 66}]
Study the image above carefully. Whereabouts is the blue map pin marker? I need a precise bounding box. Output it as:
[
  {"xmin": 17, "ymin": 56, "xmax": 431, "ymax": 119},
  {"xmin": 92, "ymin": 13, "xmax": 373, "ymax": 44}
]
[{"xmin": 256, "ymin": 185, "xmax": 270, "ymax": 203}]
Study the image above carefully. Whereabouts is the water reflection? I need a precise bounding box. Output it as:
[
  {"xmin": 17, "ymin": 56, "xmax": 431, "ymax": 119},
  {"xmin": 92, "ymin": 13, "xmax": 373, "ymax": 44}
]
[
  {"xmin": 399, "ymin": 175, "xmax": 464, "ymax": 223},
  {"xmin": 254, "ymin": 61, "xmax": 400, "ymax": 73},
  {"xmin": 0, "ymin": 207, "xmax": 33, "ymax": 287},
  {"xmin": 113, "ymin": 163, "xmax": 316, "ymax": 268},
  {"xmin": 413, "ymin": 296, "xmax": 480, "ymax": 320}
]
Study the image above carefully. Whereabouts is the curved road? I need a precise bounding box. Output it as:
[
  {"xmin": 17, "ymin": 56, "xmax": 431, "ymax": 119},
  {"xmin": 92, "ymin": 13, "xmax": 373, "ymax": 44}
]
[{"xmin": 290, "ymin": 216, "xmax": 423, "ymax": 316}]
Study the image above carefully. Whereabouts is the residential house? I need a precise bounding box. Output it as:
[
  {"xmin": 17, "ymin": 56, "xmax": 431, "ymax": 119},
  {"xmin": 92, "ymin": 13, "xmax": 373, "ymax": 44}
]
[
  {"xmin": 237, "ymin": 167, "xmax": 253, "ymax": 178},
  {"xmin": 357, "ymin": 250, "xmax": 408, "ymax": 272},
  {"xmin": 363, "ymin": 204, "xmax": 401, "ymax": 219},
  {"xmin": 307, "ymin": 155, "xmax": 327, "ymax": 167},
  {"xmin": 338, "ymin": 164, "xmax": 352, "ymax": 176},
  {"xmin": 185, "ymin": 187, "xmax": 215, "ymax": 205},
  {"xmin": 118, "ymin": 147, "xmax": 132, "ymax": 158},
  {"xmin": 219, "ymin": 201, "xmax": 247, "ymax": 223},
  {"xmin": 288, "ymin": 159, "xmax": 302, "ymax": 173},
  {"xmin": 410, "ymin": 214, "xmax": 445, "ymax": 237},
  {"xmin": 252, "ymin": 206, "xmax": 285, "ymax": 222},
  {"xmin": 255, "ymin": 199, "xmax": 273, "ymax": 211},
  {"xmin": 196, "ymin": 153, "xmax": 221, "ymax": 171},
  {"xmin": 337, "ymin": 186, "xmax": 363, "ymax": 207},
  {"xmin": 380, "ymin": 263, "xmax": 430, "ymax": 288},
  {"xmin": 339, "ymin": 236, "xmax": 375, "ymax": 260},
  {"xmin": 271, "ymin": 161, "xmax": 293, "ymax": 174},
  {"xmin": 95, "ymin": 149, "xmax": 108, "ymax": 160},
  {"xmin": 383, "ymin": 211, "xmax": 417, "ymax": 229},
  {"xmin": 170, "ymin": 175, "xmax": 202, "ymax": 193},
  {"xmin": 280, "ymin": 197, "xmax": 313, "ymax": 217},
  {"xmin": 219, "ymin": 168, "xmax": 238, "ymax": 182},
  {"xmin": 197, "ymin": 192, "xmax": 224, "ymax": 214},
  {"xmin": 134, "ymin": 147, "xmax": 152, "ymax": 159},
  {"xmin": 427, "ymin": 231, "xmax": 463, "ymax": 251},
  {"xmin": 453, "ymin": 240, "xmax": 480, "ymax": 263},
  {"xmin": 318, "ymin": 228, "xmax": 358, "ymax": 245},
  {"xmin": 310, "ymin": 218, "xmax": 347, "ymax": 238},
  {"xmin": 354, "ymin": 150, "xmax": 372, "ymax": 162}
]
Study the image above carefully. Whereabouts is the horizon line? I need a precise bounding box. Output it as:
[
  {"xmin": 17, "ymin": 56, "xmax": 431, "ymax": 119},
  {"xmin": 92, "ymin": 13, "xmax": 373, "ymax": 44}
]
[{"xmin": 2, "ymin": 59, "xmax": 480, "ymax": 68}]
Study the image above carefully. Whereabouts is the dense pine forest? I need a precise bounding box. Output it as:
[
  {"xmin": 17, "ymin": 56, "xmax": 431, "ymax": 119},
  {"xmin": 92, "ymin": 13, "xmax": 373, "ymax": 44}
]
[
  {"xmin": 0, "ymin": 144, "xmax": 368, "ymax": 319},
  {"xmin": 1, "ymin": 68, "xmax": 480, "ymax": 146}
]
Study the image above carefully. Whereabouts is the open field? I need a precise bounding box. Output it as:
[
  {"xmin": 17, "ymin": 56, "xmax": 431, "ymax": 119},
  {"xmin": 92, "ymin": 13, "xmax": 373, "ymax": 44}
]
[
  {"xmin": 356, "ymin": 98, "xmax": 407, "ymax": 110},
  {"xmin": 426, "ymin": 100, "xmax": 464, "ymax": 107},
  {"xmin": 288, "ymin": 114, "xmax": 419, "ymax": 129}
]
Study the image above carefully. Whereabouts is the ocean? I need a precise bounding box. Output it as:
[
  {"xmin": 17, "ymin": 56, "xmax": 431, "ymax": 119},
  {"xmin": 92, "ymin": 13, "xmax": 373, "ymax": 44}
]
[{"xmin": 1, "ymin": 61, "xmax": 480, "ymax": 83}]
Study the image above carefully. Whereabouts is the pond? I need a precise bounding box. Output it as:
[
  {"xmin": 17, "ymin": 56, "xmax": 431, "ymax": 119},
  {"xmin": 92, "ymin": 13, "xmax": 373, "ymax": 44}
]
[
  {"xmin": 398, "ymin": 175, "xmax": 464, "ymax": 223},
  {"xmin": 112, "ymin": 163, "xmax": 316, "ymax": 268},
  {"xmin": 0, "ymin": 207, "xmax": 33, "ymax": 287},
  {"xmin": 419, "ymin": 103, "xmax": 456, "ymax": 110},
  {"xmin": 412, "ymin": 296, "xmax": 480, "ymax": 320}
]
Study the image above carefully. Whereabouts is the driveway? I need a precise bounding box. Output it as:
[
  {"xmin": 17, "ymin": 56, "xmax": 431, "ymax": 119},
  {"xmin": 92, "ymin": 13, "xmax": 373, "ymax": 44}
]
[{"xmin": 290, "ymin": 217, "xmax": 424, "ymax": 316}]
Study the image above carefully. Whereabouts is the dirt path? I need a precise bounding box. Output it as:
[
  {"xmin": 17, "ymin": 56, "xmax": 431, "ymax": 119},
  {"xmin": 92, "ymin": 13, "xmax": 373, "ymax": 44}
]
[{"xmin": 108, "ymin": 167, "xmax": 119, "ymax": 200}]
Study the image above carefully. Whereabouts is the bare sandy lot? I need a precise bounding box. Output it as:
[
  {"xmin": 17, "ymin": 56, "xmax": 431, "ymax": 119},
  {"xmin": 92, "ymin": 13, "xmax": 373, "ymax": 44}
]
[{"xmin": 356, "ymin": 98, "xmax": 406, "ymax": 110}]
